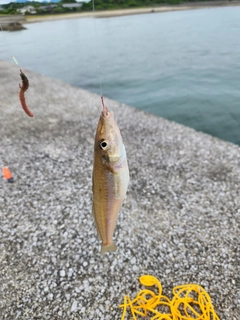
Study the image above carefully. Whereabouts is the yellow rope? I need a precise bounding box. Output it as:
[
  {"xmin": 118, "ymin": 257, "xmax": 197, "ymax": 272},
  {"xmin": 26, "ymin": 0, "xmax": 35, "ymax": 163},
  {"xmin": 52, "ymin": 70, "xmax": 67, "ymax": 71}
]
[{"xmin": 119, "ymin": 275, "xmax": 220, "ymax": 320}]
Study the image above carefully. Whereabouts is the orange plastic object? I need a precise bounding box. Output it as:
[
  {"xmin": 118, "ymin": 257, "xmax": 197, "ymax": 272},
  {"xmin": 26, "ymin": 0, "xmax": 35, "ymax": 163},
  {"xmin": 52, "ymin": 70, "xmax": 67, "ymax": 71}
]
[
  {"xmin": 3, "ymin": 167, "xmax": 14, "ymax": 182},
  {"xmin": 119, "ymin": 275, "xmax": 220, "ymax": 320},
  {"xmin": 3, "ymin": 167, "xmax": 13, "ymax": 180}
]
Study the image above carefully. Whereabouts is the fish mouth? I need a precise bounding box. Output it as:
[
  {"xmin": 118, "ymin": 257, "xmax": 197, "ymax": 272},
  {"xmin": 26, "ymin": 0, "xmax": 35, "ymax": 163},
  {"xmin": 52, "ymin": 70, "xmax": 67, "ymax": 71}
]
[
  {"xmin": 101, "ymin": 104, "xmax": 109, "ymax": 117},
  {"xmin": 101, "ymin": 97, "xmax": 113, "ymax": 119},
  {"xmin": 101, "ymin": 105, "xmax": 114, "ymax": 125},
  {"xmin": 101, "ymin": 96, "xmax": 108, "ymax": 116}
]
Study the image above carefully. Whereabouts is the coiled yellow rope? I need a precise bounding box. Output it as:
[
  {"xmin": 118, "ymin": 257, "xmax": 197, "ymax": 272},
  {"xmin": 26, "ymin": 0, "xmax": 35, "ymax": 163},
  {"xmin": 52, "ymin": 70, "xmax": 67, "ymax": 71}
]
[{"xmin": 119, "ymin": 275, "xmax": 220, "ymax": 320}]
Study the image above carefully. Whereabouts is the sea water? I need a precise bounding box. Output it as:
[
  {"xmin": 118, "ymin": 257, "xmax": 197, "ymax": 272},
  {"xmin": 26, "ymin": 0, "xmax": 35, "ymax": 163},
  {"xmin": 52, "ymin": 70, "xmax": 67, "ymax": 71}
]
[{"xmin": 1, "ymin": 6, "xmax": 240, "ymax": 144}]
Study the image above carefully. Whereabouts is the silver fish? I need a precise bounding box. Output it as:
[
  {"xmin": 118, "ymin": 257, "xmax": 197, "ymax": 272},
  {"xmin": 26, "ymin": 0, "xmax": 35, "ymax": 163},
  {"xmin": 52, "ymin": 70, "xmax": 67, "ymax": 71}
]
[{"xmin": 92, "ymin": 104, "xmax": 129, "ymax": 254}]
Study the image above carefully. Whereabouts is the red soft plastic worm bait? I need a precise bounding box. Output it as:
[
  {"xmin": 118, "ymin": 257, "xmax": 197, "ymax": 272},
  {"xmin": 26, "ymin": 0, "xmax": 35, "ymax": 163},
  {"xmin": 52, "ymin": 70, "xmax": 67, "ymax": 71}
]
[{"xmin": 19, "ymin": 69, "xmax": 33, "ymax": 117}]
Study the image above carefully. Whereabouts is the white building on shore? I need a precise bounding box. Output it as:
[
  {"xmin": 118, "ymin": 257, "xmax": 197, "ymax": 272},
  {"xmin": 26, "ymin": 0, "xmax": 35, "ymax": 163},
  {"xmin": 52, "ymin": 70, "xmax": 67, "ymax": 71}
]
[
  {"xmin": 17, "ymin": 6, "xmax": 36, "ymax": 14},
  {"xmin": 62, "ymin": 3, "xmax": 83, "ymax": 9}
]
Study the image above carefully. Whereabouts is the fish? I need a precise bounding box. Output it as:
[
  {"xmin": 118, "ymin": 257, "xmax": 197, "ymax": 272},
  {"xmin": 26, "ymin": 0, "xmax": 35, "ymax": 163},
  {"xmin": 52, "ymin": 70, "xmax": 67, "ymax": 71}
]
[{"xmin": 92, "ymin": 102, "xmax": 129, "ymax": 254}]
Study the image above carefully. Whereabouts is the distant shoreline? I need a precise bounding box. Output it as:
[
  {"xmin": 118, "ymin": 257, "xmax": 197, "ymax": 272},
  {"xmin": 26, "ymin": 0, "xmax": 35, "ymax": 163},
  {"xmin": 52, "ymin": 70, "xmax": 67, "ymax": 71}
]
[{"xmin": 25, "ymin": 1, "xmax": 240, "ymax": 23}]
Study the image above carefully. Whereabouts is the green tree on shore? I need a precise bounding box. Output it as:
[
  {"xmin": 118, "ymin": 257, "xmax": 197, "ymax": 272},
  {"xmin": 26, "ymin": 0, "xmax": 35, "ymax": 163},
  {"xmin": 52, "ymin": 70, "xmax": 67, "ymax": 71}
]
[
  {"xmin": 81, "ymin": 0, "xmax": 186, "ymax": 10},
  {"xmin": 0, "ymin": 0, "xmax": 227, "ymax": 15}
]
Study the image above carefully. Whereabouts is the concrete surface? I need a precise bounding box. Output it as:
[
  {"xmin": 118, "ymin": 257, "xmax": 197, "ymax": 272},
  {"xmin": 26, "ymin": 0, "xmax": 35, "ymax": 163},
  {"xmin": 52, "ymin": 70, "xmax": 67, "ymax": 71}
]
[{"xmin": 0, "ymin": 60, "xmax": 239, "ymax": 319}]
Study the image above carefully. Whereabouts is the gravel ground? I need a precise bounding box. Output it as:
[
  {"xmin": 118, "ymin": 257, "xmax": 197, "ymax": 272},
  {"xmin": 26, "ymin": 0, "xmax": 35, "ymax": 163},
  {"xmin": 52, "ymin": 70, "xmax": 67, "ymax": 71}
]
[{"xmin": 0, "ymin": 60, "xmax": 239, "ymax": 319}]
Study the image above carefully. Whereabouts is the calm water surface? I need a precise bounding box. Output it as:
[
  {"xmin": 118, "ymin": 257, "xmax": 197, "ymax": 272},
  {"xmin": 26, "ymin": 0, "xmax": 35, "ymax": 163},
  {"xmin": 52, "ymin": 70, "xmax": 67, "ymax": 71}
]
[{"xmin": 1, "ymin": 7, "xmax": 240, "ymax": 144}]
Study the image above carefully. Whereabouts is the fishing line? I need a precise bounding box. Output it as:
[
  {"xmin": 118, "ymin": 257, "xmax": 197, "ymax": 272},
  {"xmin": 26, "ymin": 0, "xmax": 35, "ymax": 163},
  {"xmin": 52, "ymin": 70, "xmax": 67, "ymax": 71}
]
[
  {"xmin": 0, "ymin": 25, "xmax": 32, "ymax": 117},
  {"xmin": 0, "ymin": 24, "xmax": 19, "ymax": 181},
  {"xmin": 92, "ymin": 0, "xmax": 105, "ymax": 108},
  {"xmin": 0, "ymin": 23, "xmax": 20, "ymax": 66}
]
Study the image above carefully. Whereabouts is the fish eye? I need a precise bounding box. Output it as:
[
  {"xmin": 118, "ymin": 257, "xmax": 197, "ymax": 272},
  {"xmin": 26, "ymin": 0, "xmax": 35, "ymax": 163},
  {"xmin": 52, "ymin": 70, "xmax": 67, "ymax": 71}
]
[{"xmin": 100, "ymin": 141, "xmax": 108, "ymax": 150}]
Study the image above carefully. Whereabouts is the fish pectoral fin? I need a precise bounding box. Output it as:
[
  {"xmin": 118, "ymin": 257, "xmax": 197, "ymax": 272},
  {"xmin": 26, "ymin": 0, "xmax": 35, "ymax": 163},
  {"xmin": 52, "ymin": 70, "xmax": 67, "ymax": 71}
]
[
  {"xmin": 104, "ymin": 162, "xmax": 115, "ymax": 174},
  {"xmin": 101, "ymin": 242, "xmax": 117, "ymax": 255}
]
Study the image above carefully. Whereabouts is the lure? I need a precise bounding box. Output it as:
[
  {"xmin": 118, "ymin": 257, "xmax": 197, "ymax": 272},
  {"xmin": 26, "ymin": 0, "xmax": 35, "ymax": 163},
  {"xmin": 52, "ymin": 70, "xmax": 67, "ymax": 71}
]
[{"xmin": 19, "ymin": 69, "xmax": 33, "ymax": 117}]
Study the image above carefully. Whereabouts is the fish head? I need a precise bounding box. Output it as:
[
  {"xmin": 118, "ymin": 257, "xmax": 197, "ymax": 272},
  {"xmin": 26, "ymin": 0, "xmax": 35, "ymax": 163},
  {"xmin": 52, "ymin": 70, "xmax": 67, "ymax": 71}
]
[{"xmin": 94, "ymin": 105, "xmax": 123, "ymax": 164}]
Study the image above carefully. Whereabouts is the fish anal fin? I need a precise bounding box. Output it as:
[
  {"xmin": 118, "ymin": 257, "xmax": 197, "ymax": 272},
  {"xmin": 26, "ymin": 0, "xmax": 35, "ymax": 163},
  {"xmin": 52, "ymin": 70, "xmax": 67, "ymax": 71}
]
[
  {"xmin": 101, "ymin": 242, "xmax": 117, "ymax": 255},
  {"xmin": 92, "ymin": 206, "xmax": 101, "ymax": 240}
]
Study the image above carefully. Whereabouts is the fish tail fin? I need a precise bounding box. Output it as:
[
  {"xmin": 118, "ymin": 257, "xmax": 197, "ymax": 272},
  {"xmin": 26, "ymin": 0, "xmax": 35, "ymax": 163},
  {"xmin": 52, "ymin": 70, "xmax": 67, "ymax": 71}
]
[{"xmin": 101, "ymin": 242, "xmax": 117, "ymax": 255}]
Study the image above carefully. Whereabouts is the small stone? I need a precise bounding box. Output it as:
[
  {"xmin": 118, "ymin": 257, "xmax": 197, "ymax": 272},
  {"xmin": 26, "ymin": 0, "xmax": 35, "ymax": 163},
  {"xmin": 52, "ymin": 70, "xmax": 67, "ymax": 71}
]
[
  {"xmin": 47, "ymin": 293, "xmax": 53, "ymax": 300},
  {"xmin": 71, "ymin": 300, "xmax": 78, "ymax": 312},
  {"xmin": 66, "ymin": 294, "xmax": 71, "ymax": 301},
  {"xmin": 81, "ymin": 307, "xmax": 86, "ymax": 313},
  {"xmin": 68, "ymin": 268, "xmax": 73, "ymax": 278},
  {"xmin": 60, "ymin": 270, "xmax": 65, "ymax": 277},
  {"xmin": 132, "ymin": 265, "xmax": 138, "ymax": 272}
]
